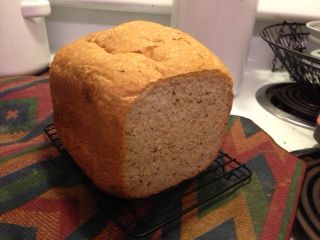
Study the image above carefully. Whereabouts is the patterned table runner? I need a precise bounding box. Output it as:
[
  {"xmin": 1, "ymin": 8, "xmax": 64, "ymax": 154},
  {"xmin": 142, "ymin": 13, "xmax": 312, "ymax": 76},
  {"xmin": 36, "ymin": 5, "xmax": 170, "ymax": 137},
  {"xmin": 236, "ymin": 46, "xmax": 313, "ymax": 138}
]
[{"xmin": 0, "ymin": 76, "xmax": 306, "ymax": 239}]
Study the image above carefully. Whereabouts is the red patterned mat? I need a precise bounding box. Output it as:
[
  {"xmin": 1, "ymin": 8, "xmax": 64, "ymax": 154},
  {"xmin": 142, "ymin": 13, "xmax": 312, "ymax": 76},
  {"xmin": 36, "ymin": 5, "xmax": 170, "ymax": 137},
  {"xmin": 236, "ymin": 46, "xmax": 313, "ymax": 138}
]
[{"xmin": 0, "ymin": 76, "xmax": 306, "ymax": 239}]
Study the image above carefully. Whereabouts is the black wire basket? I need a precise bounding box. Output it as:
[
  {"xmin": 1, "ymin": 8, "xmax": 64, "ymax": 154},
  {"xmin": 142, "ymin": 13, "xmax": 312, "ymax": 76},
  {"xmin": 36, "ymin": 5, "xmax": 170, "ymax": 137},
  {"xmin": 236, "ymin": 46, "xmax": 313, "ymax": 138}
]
[{"xmin": 260, "ymin": 22, "xmax": 320, "ymax": 102}]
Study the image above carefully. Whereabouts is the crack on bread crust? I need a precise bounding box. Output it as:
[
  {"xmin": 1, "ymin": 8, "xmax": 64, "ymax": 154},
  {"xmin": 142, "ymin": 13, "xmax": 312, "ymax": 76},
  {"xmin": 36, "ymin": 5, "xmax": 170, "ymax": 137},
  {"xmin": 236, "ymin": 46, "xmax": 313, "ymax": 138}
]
[{"xmin": 83, "ymin": 21, "xmax": 232, "ymax": 82}]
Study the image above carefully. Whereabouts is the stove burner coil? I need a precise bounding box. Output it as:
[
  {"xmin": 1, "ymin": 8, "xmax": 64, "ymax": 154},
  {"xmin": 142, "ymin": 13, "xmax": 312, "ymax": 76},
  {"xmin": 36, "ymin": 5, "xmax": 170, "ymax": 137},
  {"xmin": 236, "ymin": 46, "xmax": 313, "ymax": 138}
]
[
  {"xmin": 292, "ymin": 149, "xmax": 320, "ymax": 240},
  {"xmin": 256, "ymin": 83, "xmax": 320, "ymax": 129}
]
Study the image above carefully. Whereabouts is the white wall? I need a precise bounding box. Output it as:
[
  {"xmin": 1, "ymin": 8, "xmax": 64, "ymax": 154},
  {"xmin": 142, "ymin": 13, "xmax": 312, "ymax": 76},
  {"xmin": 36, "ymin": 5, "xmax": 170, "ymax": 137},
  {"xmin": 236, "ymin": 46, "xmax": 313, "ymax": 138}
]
[{"xmin": 46, "ymin": 0, "xmax": 320, "ymax": 53}]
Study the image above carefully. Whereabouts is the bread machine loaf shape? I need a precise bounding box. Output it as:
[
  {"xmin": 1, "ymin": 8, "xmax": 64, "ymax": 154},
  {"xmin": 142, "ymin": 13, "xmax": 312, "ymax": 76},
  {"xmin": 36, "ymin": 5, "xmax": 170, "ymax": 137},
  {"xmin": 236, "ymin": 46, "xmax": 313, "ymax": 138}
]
[{"xmin": 49, "ymin": 21, "xmax": 233, "ymax": 198}]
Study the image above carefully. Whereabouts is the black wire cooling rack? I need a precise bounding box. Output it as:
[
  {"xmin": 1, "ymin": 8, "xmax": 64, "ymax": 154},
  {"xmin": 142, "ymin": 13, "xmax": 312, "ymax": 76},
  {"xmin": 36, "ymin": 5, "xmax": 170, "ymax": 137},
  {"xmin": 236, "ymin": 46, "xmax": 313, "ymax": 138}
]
[{"xmin": 44, "ymin": 123, "xmax": 252, "ymax": 238}]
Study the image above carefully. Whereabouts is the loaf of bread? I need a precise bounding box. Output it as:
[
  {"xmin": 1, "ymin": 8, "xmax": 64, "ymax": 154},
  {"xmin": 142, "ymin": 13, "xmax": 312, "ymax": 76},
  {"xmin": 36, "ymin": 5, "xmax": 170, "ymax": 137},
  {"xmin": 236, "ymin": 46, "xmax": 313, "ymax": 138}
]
[{"xmin": 49, "ymin": 21, "xmax": 233, "ymax": 198}]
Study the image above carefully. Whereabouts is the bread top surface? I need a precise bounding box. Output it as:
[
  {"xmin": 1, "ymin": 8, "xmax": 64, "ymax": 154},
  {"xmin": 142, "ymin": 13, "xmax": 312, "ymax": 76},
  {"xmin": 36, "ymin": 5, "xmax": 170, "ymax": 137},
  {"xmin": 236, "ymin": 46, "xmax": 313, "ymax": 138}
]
[{"xmin": 51, "ymin": 20, "xmax": 232, "ymax": 103}]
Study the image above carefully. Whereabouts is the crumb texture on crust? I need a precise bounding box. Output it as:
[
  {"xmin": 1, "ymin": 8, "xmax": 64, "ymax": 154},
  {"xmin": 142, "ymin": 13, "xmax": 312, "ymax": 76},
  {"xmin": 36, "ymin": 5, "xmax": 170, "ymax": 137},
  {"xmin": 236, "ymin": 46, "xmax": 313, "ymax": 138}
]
[{"xmin": 49, "ymin": 20, "xmax": 233, "ymax": 198}]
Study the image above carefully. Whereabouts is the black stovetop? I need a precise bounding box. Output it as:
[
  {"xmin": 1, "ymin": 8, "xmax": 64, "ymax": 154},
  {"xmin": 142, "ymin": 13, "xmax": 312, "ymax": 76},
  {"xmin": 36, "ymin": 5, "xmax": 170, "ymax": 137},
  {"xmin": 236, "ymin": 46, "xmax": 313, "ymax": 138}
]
[{"xmin": 291, "ymin": 148, "xmax": 320, "ymax": 240}]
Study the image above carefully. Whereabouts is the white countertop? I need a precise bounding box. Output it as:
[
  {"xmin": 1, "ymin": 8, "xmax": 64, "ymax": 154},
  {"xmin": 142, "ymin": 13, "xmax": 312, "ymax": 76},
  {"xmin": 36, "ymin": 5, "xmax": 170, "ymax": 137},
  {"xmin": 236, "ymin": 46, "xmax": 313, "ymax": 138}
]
[{"xmin": 231, "ymin": 64, "xmax": 318, "ymax": 152}]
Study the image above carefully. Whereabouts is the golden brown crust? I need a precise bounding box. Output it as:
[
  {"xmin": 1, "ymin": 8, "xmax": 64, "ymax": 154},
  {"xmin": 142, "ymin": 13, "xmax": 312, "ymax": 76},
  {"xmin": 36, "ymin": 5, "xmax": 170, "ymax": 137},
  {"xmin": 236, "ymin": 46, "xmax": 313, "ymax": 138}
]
[{"xmin": 49, "ymin": 20, "xmax": 233, "ymax": 198}]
